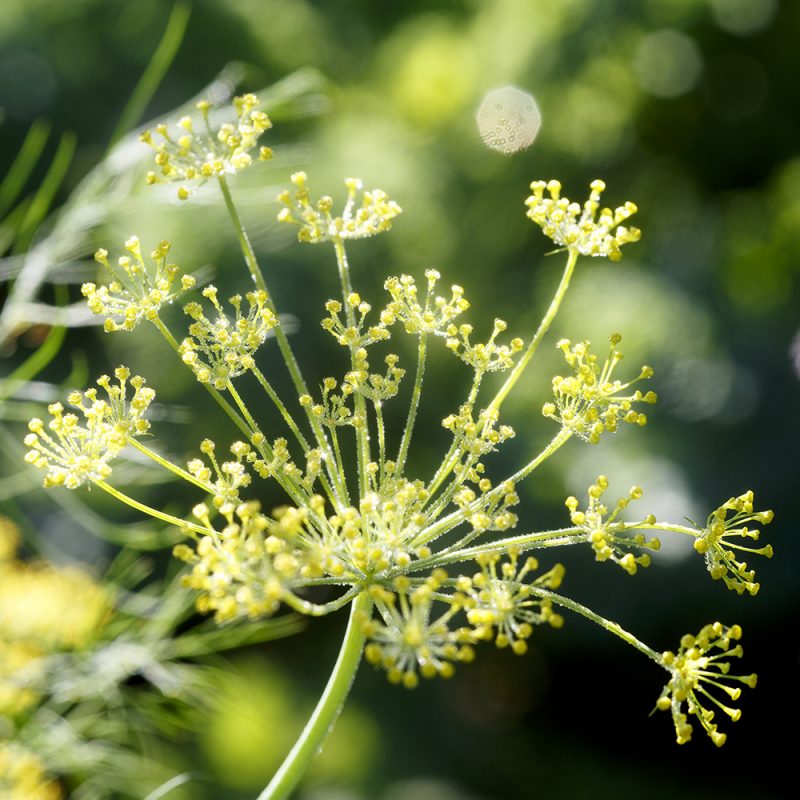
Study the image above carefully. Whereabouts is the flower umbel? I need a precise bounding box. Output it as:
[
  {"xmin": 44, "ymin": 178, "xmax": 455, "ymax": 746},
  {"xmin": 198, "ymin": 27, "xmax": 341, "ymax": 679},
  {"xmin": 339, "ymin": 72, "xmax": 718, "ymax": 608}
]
[
  {"xmin": 565, "ymin": 476, "xmax": 661, "ymax": 575},
  {"xmin": 83, "ymin": 237, "xmax": 195, "ymax": 332},
  {"xmin": 542, "ymin": 334, "xmax": 656, "ymax": 443},
  {"xmin": 460, "ymin": 552, "xmax": 565, "ymax": 653},
  {"xmin": 656, "ymin": 622, "xmax": 756, "ymax": 747},
  {"xmin": 693, "ymin": 491, "xmax": 774, "ymax": 596},
  {"xmin": 24, "ymin": 368, "xmax": 154, "ymax": 488},
  {"xmin": 141, "ymin": 93, "xmax": 273, "ymax": 199},
  {"xmin": 277, "ymin": 172, "xmax": 402, "ymax": 243},
  {"xmin": 364, "ymin": 574, "xmax": 475, "ymax": 688},
  {"xmin": 526, "ymin": 179, "xmax": 640, "ymax": 260},
  {"xmin": 180, "ymin": 287, "xmax": 278, "ymax": 389}
]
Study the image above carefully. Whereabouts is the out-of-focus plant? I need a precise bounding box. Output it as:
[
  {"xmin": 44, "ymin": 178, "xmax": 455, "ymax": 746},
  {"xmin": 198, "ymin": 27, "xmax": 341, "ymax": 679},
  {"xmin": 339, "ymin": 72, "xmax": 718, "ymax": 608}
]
[{"xmin": 20, "ymin": 80, "xmax": 776, "ymax": 800}]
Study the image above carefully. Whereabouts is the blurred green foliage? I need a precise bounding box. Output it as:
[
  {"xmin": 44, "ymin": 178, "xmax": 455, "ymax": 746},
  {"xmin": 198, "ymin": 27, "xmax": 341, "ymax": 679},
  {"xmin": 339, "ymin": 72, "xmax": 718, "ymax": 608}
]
[{"xmin": 1, "ymin": 0, "xmax": 798, "ymax": 798}]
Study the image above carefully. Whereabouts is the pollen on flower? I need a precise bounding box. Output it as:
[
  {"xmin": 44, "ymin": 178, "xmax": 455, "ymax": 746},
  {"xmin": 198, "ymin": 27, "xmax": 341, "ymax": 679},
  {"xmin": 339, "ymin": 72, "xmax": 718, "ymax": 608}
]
[
  {"xmin": 543, "ymin": 334, "xmax": 656, "ymax": 443},
  {"xmin": 525, "ymin": 178, "xmax": 640, "ymax": 260},
  {"xmin": 179, "ymin": 286, "xmax": 278, "ymax": 389},
  {"xmin": 382, "ymin": 270, "xmax": 470, "ymax": 336},
  {"xmin": 460, "ymin": 551, "xmax": 565, "ymax": 653},
  {"xmin": 174, "ymin": 501, "xmax": 296, "ymax": 623},
  {"xmin": 564, "ymin": 476, "xmax": 661, "ymax": 574},
  {"xmin": 82, "ymin": 237, "xmax": 195, "ymax": 332},
  {"xmin": 656, "ymin": 622, "xmax": 756, "ymax": 747},
  {"xmin": 140, "ymin": 93, "xmax": 273, "ymax": 199},
  {"xmin": 23, "ymin": 369, "xmax": 154, "ymax": 489},
  {"xmin": 277, "ymin": 172, "xmax": 402, "ymax": 243},
  {"xmin": 363, "ymin": 574, "xmax": 475, "ymax": 688},
  {"xmin": 693, "ymin": 491, "xmax": 774, "ymax": 596},
  {"xmin": 445, "ymin": 318, "xmax": 525, "ymax": 374}
]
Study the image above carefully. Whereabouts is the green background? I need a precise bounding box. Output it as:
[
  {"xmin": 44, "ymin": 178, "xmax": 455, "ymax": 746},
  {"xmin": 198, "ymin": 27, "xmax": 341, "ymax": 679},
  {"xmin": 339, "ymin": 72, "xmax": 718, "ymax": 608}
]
[{"xmin": 1, "ymin": 1, "xmax": 798, "ymax": 798}]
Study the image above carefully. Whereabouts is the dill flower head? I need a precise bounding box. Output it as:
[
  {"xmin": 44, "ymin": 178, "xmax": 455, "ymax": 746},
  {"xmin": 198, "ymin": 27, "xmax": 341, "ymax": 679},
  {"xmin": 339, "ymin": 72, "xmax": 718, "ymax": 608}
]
[
  {"xmin": 382, "ymin": 270, "xmax": 470, "ymax": 336},
  {"xmin": 24, "ymin": 367, "xmax": 154, "ymax": 488},
  {"xmin": 526, "ymin": 179, "xmax": 640, "ymax": 260},
  {"xmin": 656, "ymin": 622, "xmax": 756, "ymax": 747},
  {"xmin": 363, "ymin": 574, "xmax": 475, "ymax": 689},
  {"xmin": 277, "ymin": 172, "xmax": 402, "ymax": 243},
  {"xmin": 459, "ymin": 551, "xmax": 565, "ymax": 653},
  {"xmin": 82, "ymin": 237, "xmax": 195, "ymax": 332},
  {"xmin": 174, "ymin": 501, "xmax": 292, "ymax": 623},
  {"xmin": 693, "ymin": 491, "xmax": 774, "ymax": 596},
  {"xmin": 180, "ymin": 286, "xmax": 278, "ymax": 389},
  {"xmin": 542, "ymin": 334, "xmax": 657, "ymax": 443},
  {"xmin": 564, "ymin": 476, "xmax": 661, "ymax": 575},
  {"xmin": 141, "ymin": 93, "xmax": 273, "ymax": 199},
  {"xmin": 0, "ymin": 743, "xmax": 62, "ymax": 800}
]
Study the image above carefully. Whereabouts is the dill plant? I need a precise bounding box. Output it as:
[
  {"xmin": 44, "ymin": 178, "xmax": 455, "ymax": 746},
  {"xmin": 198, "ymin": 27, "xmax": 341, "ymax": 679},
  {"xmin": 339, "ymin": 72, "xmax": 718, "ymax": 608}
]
[{"xmin": 23, "ymin": 93, "xmax": 775, "ymax": 798}]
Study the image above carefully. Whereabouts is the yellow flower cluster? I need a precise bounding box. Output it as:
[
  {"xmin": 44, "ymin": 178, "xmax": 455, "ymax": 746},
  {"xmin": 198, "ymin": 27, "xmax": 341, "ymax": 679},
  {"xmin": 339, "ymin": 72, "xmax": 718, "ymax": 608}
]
[
  {"xmin": 656, "ymin": 622, "xmax": 756, "ymax": 747},
  {"xmin": 565, "ymin": 476, "xmax": 661, "ymax": 575},
  {"xmin": 83, "ymin": 237, "xmax": 195, "ymax": 332},
  {"xmin": 382, "ymin": 270, "xmax": 470, "ymax": 336},
  {"xmin": 278, "ymin": 172, "xmax": 402, "ymax": 243},
  {"xmin": 0, "ymin": 518, "xmax": 109, "ymax": 717},
  {"xmin": 0, "ymin": 743, "xmax": 62, "ymax": 800},
  {"xmin": 141, "ymin": 93, "xmax": 273, "ymax": 199},
  {"xmin": 364, "ymin": 574, "xmax": 475, "ymax": 688},
  {"xmin": 24, "ymin": 368, "xmax": 154, "ymax": 488},
  {"xmin": 458, "ymin": 552, "xmax": 565, "ymax": 653},
  {"xmin": 525, "ymin": 179, "xmax": 640, "ymax": 260},
  {"xmin": 542, "ymin": 335, "xmax": 656, "ymax": 443},
  {"xmin": 445, "ymin": 318, "xmax": 524, "ymax": 373},
  {"xmin": 180, "ymin": 287, "xmax": 278, "ymax": 389},
  {"xmin": 693, "ymin": 491, "xmax": 774, "ymax": 596}
]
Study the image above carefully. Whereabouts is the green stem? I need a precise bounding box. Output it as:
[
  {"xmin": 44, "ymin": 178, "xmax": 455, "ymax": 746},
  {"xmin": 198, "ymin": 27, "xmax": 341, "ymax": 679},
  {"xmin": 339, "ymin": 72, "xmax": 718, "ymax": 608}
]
[
  {"xmin": 533, "ymin": 587, "xmax": 663, "ymax": 664},
  {"xmin": 218, "ymin": 176, "xmax": 339, "ymax": 468},
  {"xmin": 488, "ymin": 248, "xmax": 579, "ymax": 414},
  {"xmin": 333, "ymin": 239, "xmax": 370, "ymax": 498},
  {"xmin": 396, "ymin": 333, "xmax": 427, "ymax": 475},
  {"xmin": 402, "ymin": 527, "xmax": 581, "ymax": 573},
  {"xmin": 413, "ymin": 428, "xmax": 572, "ymax": 548},
  {"xmin": 128, "ymin": 438, "xmax": 210, "ymax": 492},
  {"xmin": 151, "ymin": 317, "xmax": 251, "ymax": 437},
  {"xmin": 257, "ymin": 591, "xmax": 373, "ymax": 800},
  {"xmin": 95, "ymin": 480, "xmax": 205, "ymax": 537}
]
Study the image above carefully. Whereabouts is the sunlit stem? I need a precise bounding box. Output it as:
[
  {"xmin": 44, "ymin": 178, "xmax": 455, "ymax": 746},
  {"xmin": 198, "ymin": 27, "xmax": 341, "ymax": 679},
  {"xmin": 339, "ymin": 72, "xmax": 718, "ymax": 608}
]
[
  {"xmin": 374, "ymin": 400, "xmax": 386, "ymax": 478},
  {"xmin": 282, "ymin": 585, "xmax": 362, "ymax": 617},
  {"xmin": 95, "ymin": 480, "xmax": 205, "ymax": 538},
  {"xmin": 402, "ymin": 527, "xmax": 582, "ymax": 574},
  {"xmin": 634, "ymin": 521, "xmax": 700, "ymax": 538},
  {"xmin": 151, "ymin": 316, "xmax": 251, "ymax": 438},
  {"xmin": 250, "ymin": 367, "xmax": 347, "ymax": 510},
  {"xmin": 424, "ymin": 370, "xmax": 483, "ymax": 502},
  {"xmin": 127, "ymin": 438, "xmax": 210, "ymax": 492},
  {"xmin": 257, "ymin": 591, "xmax": 373, "ymax": 800},
  {"xmin": 413, "ymin": 428, "xmax": 572, "ymax": 548},
  {"xmin": 396, "ymin": 332, "xmax": 427, "ymax": 475},
  {"xmin": 532, "ymin": 587, "xmax": 663, "ymax": 664},
  {"xmin": 488, "ymin": 248, "xmax": 579, "ymax": 414},
  {"xmin": 217, "ymin": 176, "xmax": 335, "ymax": 463},
  {"xmin": 333, "ymin": 238, "xmax": 370, "ymax": 498}
]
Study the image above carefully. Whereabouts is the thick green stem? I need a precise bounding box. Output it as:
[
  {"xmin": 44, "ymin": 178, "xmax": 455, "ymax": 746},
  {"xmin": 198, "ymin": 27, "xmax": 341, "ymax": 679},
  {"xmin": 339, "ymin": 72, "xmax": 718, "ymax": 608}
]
[
  {"xmin": 257, "ymin": 591, "xmax": 372, "ymax": 800},
  {"xmin": 488, "ymin": 248, "xmax": 579, "ymax": 414}
]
